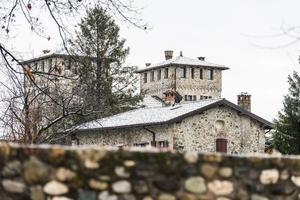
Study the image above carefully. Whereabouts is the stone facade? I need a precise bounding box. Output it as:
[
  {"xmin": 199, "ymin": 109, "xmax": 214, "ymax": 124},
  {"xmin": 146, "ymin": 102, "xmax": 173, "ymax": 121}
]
[
  {"xmin": 1, "ymin": 142, "xmax": 300, "ymax": 200},
  {"xmin": 76, "ymin": 125, "xmax": 174, "ymax": 148},
  {"xmin": 66, "ymin": 51, "xmax": 270, "ymax": 155},
  {"xmin": 75, "ymin": 106, "xmax": 265, "ymax": 154},
  {"xmin": 140, "ymin": 66, "xmax": 223, "ymax": 100},
  {"xmin": 173, "ymin": 106, "xmax": 265, "ymax": 154}
]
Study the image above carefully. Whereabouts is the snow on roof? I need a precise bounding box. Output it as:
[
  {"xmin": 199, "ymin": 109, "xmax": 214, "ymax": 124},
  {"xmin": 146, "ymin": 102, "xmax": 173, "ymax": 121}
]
[
  {"xmin": 136, "ymin": 55, "xmax": 229, "ymax": 73},
  {"xmin": 75, "ymin": 98, "xmax": 223, "ymax": 131},
  {"xmin": 140, "ymin": 96, "xmax": 165, "ymax": 107}
]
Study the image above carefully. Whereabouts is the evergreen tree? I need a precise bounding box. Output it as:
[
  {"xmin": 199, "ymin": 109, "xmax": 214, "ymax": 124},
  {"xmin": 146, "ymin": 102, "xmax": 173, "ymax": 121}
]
[
  {"xmin": 274, "ymin": 71, "xmax": 300, "ymax": 154},
  {"xmin": 70, "ymin": 6, "xmax": 141, "ymax": 122}
]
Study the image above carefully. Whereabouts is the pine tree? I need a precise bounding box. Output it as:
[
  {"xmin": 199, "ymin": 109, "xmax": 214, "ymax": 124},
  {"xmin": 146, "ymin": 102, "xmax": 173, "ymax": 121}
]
[
  {"xmin": 70, "ymin": 6, "xmax": 141, "ymax": 122},
  {"xmin": 273, "ymin": 71, "xmax": 300, "ymax": 154}
]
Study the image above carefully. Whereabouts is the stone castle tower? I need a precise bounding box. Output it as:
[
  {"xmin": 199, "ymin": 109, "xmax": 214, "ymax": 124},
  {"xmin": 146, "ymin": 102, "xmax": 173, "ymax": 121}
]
[{"xmin": 136, "ymin": 50, "xmax": 229, "ymax": 101}]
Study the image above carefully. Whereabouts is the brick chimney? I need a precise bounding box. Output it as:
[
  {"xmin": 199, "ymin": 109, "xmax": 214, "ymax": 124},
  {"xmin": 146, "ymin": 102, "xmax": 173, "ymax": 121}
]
[
  {"xmin": 163, "ymin": 90, "xmax": 183, "ymax": 106},
  {"xmin": 237, "ymin": 92, "xmax": 251, "ymax": 111},
  {"xmin": 164, "ymin": 50, "xmax": 173, "ymax": 60},
  {"xmin": 164, "ymin": 92, "xmax": 176, "ymax": 106}
]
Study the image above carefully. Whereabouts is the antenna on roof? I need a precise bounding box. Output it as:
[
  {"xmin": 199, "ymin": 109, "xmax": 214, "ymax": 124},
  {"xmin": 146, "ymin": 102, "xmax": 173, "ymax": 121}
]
[{"xmin": 180, "ymin": 51, "xmax": 183, "ymax": 56}]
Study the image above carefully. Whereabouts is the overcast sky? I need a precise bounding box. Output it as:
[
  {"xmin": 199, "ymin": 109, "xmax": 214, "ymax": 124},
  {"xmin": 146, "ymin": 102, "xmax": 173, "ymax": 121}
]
[
  {"xmin": 7, "ymin": 0, "xmax": 300, "ymax": 122},
  {"xmin": 121, "ymin": 0, "xmax": 300, "ymax": 122}
]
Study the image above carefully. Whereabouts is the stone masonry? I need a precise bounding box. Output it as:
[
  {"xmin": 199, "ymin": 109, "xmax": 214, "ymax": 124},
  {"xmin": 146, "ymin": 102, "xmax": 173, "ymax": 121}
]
[
  {"xmin": 75, "ymin": 106, "xmax": 265, "ymax": 154},
  {"xmin": 140, "ymin": 66, "xmax": 223, "ymax": 100},
  {"xmin": 136, "ymin": 51, "xmax": 228, "ymax": 101},
  {"xmin": 1, "ymin": 142, "xmax": 300, "ymax": 200}
]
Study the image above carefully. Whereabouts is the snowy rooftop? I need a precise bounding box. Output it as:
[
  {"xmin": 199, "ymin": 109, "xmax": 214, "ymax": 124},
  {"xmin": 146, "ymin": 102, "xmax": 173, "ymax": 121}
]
[
  {"xmin": 75, "ymin": 98, "xmax": 223, "ymax": 131},
  {"xmin": 139, "ymin": 96, "xmax": 165, "ymax": 107},
  {"xmin": 136, "ymin": 55, "xmax": 229, "ymax": 73},
  {"xmin": 73, "ymin": 96, "xmax": 273, "ymax": 132}
]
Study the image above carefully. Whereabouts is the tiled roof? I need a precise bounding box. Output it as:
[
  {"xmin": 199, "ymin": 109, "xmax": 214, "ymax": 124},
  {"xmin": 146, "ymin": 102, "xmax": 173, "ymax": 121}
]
[
  {"xmin": 74, "ymin": 98, "xmax": 273, "ymax": 132},
  {"xmin": 136, "ymin": 55, "xmax": 229, "ymax": 73}
]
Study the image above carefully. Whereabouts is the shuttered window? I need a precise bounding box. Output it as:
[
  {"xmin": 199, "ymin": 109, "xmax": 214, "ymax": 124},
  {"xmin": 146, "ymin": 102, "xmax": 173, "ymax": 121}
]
[{"xmin": 216, "ymin": 138, "xmax": 227, "ymax": 153}]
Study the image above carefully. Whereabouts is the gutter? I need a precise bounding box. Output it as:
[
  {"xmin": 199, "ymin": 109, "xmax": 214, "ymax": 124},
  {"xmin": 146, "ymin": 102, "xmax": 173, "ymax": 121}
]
[{"xmin": 143, "ymin": 127, "xmax": 156, "ymax": 147}]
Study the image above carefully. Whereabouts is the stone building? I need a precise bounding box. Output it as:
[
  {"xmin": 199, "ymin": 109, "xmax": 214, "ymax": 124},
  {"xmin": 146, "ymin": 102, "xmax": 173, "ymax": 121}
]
[
  {"xmin": 136, "ymin": 50, "xmax": 229, "ymax": 101},
  {"xmin": 66, "ymin": 51, "xmax": 273, "ymax": 154},
  {"xmin": 20, "ymin": 51, "xmax": 97, "ymax": 137}
]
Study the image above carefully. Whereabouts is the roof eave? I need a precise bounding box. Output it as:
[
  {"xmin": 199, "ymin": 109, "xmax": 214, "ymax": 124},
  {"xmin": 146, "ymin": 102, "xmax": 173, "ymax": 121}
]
[
  {"xmin": 74, "ymin": 98, "xmax": 273, "ymax": 133},
  {"xmin": 135, "ymin": 64, "xmax": 229, "ymax": 73}
]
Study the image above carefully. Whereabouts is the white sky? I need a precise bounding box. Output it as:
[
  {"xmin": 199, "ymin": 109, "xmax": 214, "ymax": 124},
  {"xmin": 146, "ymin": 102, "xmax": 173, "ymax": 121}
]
[
  {"xmin": 120, "ymin": 0, "xmax": 300, "ymax": 122},
  {"xmin": 6, "ymin": 0, "xmax": 300, "ymax": 122}
]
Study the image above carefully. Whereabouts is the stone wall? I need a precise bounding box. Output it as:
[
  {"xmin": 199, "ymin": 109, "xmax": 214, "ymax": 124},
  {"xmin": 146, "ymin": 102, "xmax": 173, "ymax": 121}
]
[
  {"xmin": 1, "ymin": 143, "xmax": 300, "ymax": 200},
  {"xmin": 174, "ymin": 106, "xmax": 265, "ymax": 154},
  {"xmin": 76, "ymin": 125, "xmax": 174, "ymax": 148}
]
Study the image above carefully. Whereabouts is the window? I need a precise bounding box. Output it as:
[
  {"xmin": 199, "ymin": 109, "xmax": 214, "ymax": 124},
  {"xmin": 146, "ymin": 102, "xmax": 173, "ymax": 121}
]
[
  {"xmin": 200, "ymin": 68, "xmax": 203, "ymax": 79},
  {"xmin": 208, "ymin": 69, "xmax": 214, "ymax": 80},
  {"xmin": 193, "ymin": 95, "xmax": 197, "ymax": 101},
  {"xmin": 34, "ymin": 63, "xmax": 38, "ymax": 71},
  {"xmin": 164, "ymin": 68, "xmax": 169, "ymax": 79},
  {"xmin": 150, "ymin": 71, "xmax": 154, "ymax": 82},
  {"xmin": 185, "ymin": 95, "xmax": 193, "ymax": 101},
  {"xmin": 181, "ymin": 66, "xmax": 186, "ymax": 78},
  {"xmin": 216, "ymin": 138, "xmax": 227, "ymax": 153},
  {"xmin": 67, "ymin": 58, "xmax": 72, "ymax": 70},
  {"xmin": 157, "ymin": 69, "xmax": 161, "ymax": 80},
  {"xmin": 71, "ymin": 135, "xmax": 79, "ymax": 146},
  {"xmin": 200, "ymin": 95, "xmax": 209, "ymax": 100},
  {"xmin": 41, "ymin": 61, "xmax": 45, "ymax": 72},
  {"xmin": 134, "ymin": 142, "xmax": 150, "ymax": 147},
  {"xmin": 48, "ymin": 59, "xmax": 53, "ymax": 68},
  {"xmin": 191, "ymin": 68, "xmax": 195, "ymax": 79},
  {"xmin": 143, "ymin": 73, "xmax": 147, "ymax": 83},
  {"xmin": 158, "ymin": 140, "xmax": 169, "ymax": 148}
]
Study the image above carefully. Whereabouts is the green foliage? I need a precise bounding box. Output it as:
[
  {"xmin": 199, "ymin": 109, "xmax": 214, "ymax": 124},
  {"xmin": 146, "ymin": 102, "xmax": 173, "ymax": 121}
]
[
  {"xmin": 274, "ymin": 71, "xmax": 300, "ymax": 154},
  {"xmin": 70, "ymin": 6, "xmax": 142, "ymax": 123}
]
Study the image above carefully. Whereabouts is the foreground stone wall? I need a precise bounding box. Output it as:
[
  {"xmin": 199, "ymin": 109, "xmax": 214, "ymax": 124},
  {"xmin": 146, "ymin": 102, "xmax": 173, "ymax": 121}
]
[{"xmin": 1, "ymin": 143, "xmax": 300, "ymax": 200}]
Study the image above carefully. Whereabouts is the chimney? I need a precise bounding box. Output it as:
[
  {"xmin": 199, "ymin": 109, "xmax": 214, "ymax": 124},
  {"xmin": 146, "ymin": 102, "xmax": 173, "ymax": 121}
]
[
  {"xmin": 164, "ymin": 50, "xmax": 173, "ymax": 60},
  {"xmin": 237, "ymin": 92, "xmax": 251, "ymax": 111},
  {"xmin": 42, "ymin": 49, "xmax": 51, "ymax": 54},
  {"xmin": 145, "ymin": 63, "xmax": 151, "ymax": 67},
  {"xmin": 198, "ymin": 57, "xmax": 205, "ymax": 61},
  {"xmin": 163, "ymin": 90, "xmax": 183, "ymax": 106}
]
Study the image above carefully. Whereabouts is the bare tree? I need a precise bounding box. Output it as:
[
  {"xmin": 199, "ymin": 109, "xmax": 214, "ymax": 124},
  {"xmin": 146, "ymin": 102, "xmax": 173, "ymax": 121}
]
[{"xmin": 0, "ymin": 0, "xmax": 146, "ymax": 143}]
